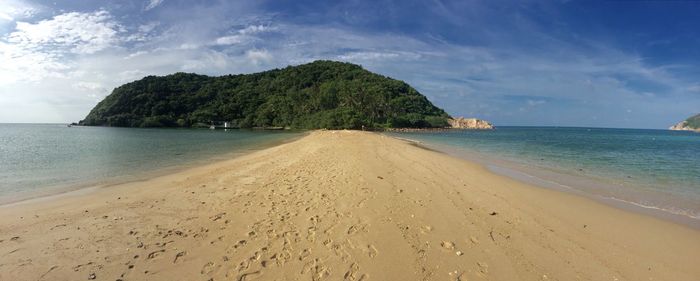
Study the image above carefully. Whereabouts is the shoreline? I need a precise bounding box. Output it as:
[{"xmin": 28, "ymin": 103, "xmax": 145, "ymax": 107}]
[
  {"xmin": 0, "ymin": 131, "xmax": 306, "ymax": 207},
  {"xmin": 1, "ymin": 130, "xmax": 699, "ymax": 280},
  {"xmin": 386, "ymin": 133, "xmax": 700, "ymax": 229}
]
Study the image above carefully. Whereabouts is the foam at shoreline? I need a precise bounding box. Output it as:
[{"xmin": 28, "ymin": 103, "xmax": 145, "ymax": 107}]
[{"xmin": 400, "ymin": 136, "xmax": 700, "ymax": 229}]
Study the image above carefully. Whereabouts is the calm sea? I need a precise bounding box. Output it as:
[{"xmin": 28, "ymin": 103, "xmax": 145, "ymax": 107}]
[
  {"xmin": 387, "ymin": 127, "xmax": 700, "ymax": 225},
  {"xmin": 0, "ymin": 124, "xmax": 301, "ymax": 203}
]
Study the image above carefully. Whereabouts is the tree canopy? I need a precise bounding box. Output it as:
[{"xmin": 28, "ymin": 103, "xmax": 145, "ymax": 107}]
[
  {"xmin": 80, "ymin": 60, "xmax": 451, "ymax": 129},
  {"xmin": 685, "ymin": 113, "xmax": 700, "ymax": 129}
]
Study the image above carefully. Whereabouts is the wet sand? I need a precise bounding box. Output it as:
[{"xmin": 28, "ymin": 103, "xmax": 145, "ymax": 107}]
[{"xmin": 1, "ymin": 130, "xmax": 699, "ymax": 280}]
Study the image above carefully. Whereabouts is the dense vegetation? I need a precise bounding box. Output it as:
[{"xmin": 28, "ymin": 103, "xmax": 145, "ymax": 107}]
[
  {"xmin": 80, "ymin": 61, "xmax": 450, "ymax": 129},
  {"xmin": 685, "ymin": 113, "xmax": 700, "ymax": 129}
]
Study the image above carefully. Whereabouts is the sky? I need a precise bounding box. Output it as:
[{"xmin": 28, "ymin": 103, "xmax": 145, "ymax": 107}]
[{"xmin": 1, "ymin": 0, "xmax": 699, "ymax": 128}]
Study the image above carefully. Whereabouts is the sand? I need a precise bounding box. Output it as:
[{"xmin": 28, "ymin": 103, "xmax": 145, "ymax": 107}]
[{"xmin": 1, "ymin": 130, "xmax": 699, "ymax": 281}]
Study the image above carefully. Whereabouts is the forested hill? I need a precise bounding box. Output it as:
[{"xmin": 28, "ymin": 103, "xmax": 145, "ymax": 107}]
[
  {"xmin": 670, "ymin": 113, "xmax": 700, "ymax": 132},
  {"xmin": 684, "ymin": 114, "xmax": 700, "ymax": 129},
  {"xmin": 79, "ymin": 60, "xmax": 451, "ymax": 129}
]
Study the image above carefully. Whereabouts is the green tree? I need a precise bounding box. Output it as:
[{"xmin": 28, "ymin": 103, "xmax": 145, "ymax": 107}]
[{"xmin": 79, "ymin": 60, "xmax": 451, "ymax": 129}]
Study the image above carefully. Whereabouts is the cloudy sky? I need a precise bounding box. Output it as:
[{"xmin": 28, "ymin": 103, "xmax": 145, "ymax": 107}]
[{"xmin": 1, "ymin": 0, "xmax": 699, "ymax": 128}]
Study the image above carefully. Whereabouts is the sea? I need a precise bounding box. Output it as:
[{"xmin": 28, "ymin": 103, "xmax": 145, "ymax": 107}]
[
  {"xmin": 2, "ymin": 124, "xmax": 699, "ymax": 227},
  {"xmin": 386, "ymin": 127, "xmax": 700, "ymax": 227},
  {"xmin": 0, "ymin": 123, "xmax": 302, "ymax": 204}
]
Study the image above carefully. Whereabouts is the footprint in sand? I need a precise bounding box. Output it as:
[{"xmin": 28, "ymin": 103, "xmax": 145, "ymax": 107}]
[
  {"xmin": 477, "ymin": 261, "xmax": 489, "ymax": 274},
  {"xmin": 307, "ymin": 226, "xmax": 317, "ymax": 242},
  {"xmin": 39, "ymin": 265, "xmax": 59, "ymax": 279},
  {"xmin": 299, "ymin": 248, "xmax": 311, "ymax": 261},
  {"xmin": 147, "ymin": 249, "xmax": 166, "ymax": 260},
  {"xmin": 301, "ymin": 258, "xmax": 330, "ymax": 281},
  {"xmin": 210, "ymin": 212, "xmax": 226, "ymax": 221},
  {"xmin": 367, "ymin": 244, "xmax": 378, "ymax": 258},
  {"xmin": 453, "ymin": 271, "xmax": 468, "ymax": 281},
  {"xmin": 237, "ymin": 270, "xmax": 261, "ymax": 281},
  {"xmin": 173, "ymin": 251, "xmax": 187, "ymax": 263},
  {"xmin": 309, "ymin": 215, "xmax": 320, "ymax": 224},
  {"xmin": 441, "ymin": 241, "xmax": 455, "ymax": 250},
  {"xmin": 347, "ymin": 223, "xmax": 368, "ymax": 235},
  {"xmin": 201, "ymin": 261, "xmax": 216, "ymax": 275},
  {"xmin": 420, "ymin": 225, "xmax": 433, "ymax": 234},
  {"xmin": 232, "ymin": 239, "xmax": 248, "ymax": 250},
  {"xmin": 322, "ymin": 238, "xmax": 333, "ymax": 247},
  {"xmin": 237, "ymin": 259, "xmax": 251, "ymax": 272},
  {"xmin": 72, "ymin": 261, "xmax": 93, "ymax": 272},
  {"xmin": 343, "ymin": 263, "xmax": 360, "ymax": 281}
]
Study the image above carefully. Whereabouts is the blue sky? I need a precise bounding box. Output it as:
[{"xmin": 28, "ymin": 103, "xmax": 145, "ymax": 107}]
[{"xmin": 1, "ymin": 0, "xmax": 698, "ymax": 128}]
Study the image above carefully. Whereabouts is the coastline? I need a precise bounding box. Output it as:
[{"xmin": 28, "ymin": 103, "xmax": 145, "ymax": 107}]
[
  {"xmin": 1, "ymin": 130, "xmax": 699, "ymax": 280},
  {"xmin": 384, "ymin": 131, "xmax": 700, "ymax": 229},
  {"xmin": 0, "ymin": 131, "xmax": 306, "ymax": 207}
]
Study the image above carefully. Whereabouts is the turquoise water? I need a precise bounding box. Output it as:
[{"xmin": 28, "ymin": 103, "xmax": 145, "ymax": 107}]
[
  {"xmin": 3, "ymin": 124, "xmax": 699, "ymax": 223},
  {"xmin": 387, "ymin": 127, "xmax": 700, "ymax": 222},
  {"xmin": 0, "ymin": 124, "xmax": 301, "ymax": 202}
]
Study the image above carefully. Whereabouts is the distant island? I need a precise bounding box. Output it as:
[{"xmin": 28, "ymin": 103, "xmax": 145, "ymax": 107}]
[
  {"xmin": 80, "ymin": 60, "xmax": 494, "ymax": 130},
  {"xmin": 670, "ymin": 113, "xmax": 700, "ymax": 132}
]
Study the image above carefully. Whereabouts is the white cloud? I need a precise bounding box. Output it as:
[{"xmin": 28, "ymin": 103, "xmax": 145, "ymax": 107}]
[
  {"xmin": 73, "ymin": 81, "xmax": 109, "ymax": 100},
  {"xmin": 238, "ymin": 24, "xmax": 275, "ymax": 35},
  {"xmin": 124, "ymin": 50, "xmax": 148, "ymax": 59},
  {"xmin": 139, "ymin": 22, "xmax": 160, "ymax": 33},
  {"xmin": 246, "ymin": 49, "xmax": 272, "ymax": 64},
  {"xmin": 686, "ymin": 84, "xmax": 700, "ymax": 93},
  {"xmin": 118, "ymin": 70, "xmax": 147, "ymax": 81},
  {"xmin": 213, "ymin": 34, "xmax": 248, "ymax": 45},
  {"xmin": 210, "ymin": 25, "xmax": 275, "ymax": 46},
  {"xmin": 0, "ymin": 41, "xmax": 70, "ymax": 83},
  {"xmin": 337, "ymin": 51, "xmax": 423, "ymax": 62},
  {"xmin": 338, "ymin": 51, "xmax": 399, "ymax": 61},
  {"xmin": 0, "ymin": 0, "xmax": 37, "ymax": 22},
  {"xmin": 126, "ymin": 22, "xmax": 160, "ymax": 42},
  {"xmin": 144, "ymin": 0, "xmax": 165, "ymax": 11},
  {"xmin": 1, "ymin": 10, "xmax": 123, "ymax": 83},
  {"xmin": 0, "ymin": 1, "xmax": 697, "ymax": 128},
  {"xmin": 7, "ymin": 10, "xmax": 121, "ymax": 54},
  {"xmin": 527, "ymin": 100, "xmax": 546, "ymax": 106},
  {"xmin": 74, "ymin": 81, "xmax": 106, "ymax": 91}
]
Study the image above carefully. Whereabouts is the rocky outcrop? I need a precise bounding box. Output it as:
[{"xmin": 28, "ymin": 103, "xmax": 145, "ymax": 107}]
[
  {"xmin": 669, "ymin": 121, "xmax": 700, "ymax": 132},
  {"xmin": 447, "ymin": 117, "xmax": 494, "ymax": 130},
  {"xmin": 669, "ymin": 114, "xmax": 700, "ymax": 132}
]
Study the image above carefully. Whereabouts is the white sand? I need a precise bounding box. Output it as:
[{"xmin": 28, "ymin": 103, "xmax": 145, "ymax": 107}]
[{"xmin": 1, "ymin": 130, "xmax": 699, "ymax": 280}]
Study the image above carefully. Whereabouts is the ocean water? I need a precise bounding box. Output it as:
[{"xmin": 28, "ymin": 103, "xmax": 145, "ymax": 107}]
[
  {"xmin": 0, "ymin": 124, "xmax": 301, "ymax": 203},
  {"xmin": 387, "ymin": 127, "xmax": 700, "ymax": 224}
]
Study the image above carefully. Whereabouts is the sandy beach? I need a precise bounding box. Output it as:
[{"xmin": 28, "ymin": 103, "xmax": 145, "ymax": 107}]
[{"xmin": 1, "ymin": 130, "xmax": 699, "ymax": 281}]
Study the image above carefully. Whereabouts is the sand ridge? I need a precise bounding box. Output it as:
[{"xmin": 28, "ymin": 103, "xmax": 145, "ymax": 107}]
[{"xmin": 0, "ymin": 130, "xmax": 699, "ymax": 280}]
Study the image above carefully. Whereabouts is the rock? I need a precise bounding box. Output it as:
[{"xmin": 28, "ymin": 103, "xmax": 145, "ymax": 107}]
[
  {"xmin": 448, "ymin": 117, "xmax": 494, "ymax": 130},
  {"xmin": 669, "ymin": 120, "xmax": 700, "ymax": 132},
  {"xmin": 669, "ymin": 114, "xmax": 700, "ymax": 132},
  {"xmin": 88, "ymin": 273, "xmax": 96, "ymax": 280}
]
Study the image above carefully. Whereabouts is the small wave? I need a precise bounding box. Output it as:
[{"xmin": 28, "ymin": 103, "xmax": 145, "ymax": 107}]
[
  {"xmin": 390, "ymin": 136, "xmax": 422, "ymax": 144},
  {"xmin": 487, "ymin": 164, "xmax": 700, "ymax": 221},
  {"xmin": 486, "ymin": 164, "xmax": 575, "ymax": 191},
  {"xmin": 606, "ymin": 196, "xmax": 700, "ymax": 220}
]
